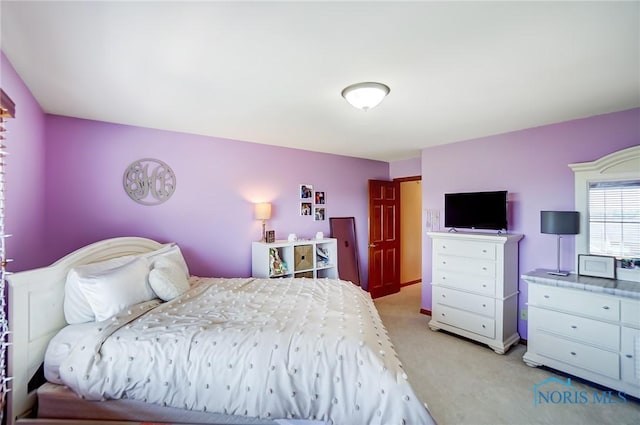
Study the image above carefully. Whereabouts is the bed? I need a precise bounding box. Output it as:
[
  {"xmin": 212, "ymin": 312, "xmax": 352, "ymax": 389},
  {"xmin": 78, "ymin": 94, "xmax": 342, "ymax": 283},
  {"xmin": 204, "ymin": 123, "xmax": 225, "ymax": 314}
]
[{"xmin": 7, "ymin": 237, "xmax": 437, "ymax": 425}]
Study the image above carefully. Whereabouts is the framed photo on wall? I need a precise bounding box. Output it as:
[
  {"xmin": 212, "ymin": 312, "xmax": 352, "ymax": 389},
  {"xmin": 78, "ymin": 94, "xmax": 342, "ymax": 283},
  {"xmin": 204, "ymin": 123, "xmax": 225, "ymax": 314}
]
[
  {"xmin": 315, "ymin": 191, "xmax": 325, "ymax": 205},
  {"xmin": 300, "ymin": 202, "xmax": 312, "ymax": 216},
  {"xmin": 300, "ymin": 184, "xmax": 313, "ymax": 199},
  {"xmin": 314, "ymin": 207, "xmax": 326, "ymax": 221}
]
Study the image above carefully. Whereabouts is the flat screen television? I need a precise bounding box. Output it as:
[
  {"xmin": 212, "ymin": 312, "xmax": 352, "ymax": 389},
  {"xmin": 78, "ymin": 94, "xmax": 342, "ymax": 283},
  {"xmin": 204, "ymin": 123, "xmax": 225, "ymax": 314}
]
[{"xmin": 444, "ymin": 190, "xmax": 508, "ymax": 231}]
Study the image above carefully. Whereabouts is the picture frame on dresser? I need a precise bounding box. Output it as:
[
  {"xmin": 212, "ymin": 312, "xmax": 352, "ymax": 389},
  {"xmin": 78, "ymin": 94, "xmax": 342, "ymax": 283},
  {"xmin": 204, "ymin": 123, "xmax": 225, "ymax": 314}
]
[
  {"xmin": 265, "ymin": 230, "xmax": 275, "ymax": 243},
  {"xmin": 578, "ymin": 254, "xmax": 616, "ymax": 279}
]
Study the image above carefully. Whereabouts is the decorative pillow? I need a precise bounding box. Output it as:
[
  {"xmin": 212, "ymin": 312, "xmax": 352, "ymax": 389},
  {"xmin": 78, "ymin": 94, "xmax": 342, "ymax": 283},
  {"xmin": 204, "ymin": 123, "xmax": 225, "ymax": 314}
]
[
  {"xmin": 143, "ymin": 243, "xmax": 189, "ymax": 278},
  {"xmin": 77, "ymin": 256, "xmax": 155, "ymax": 322},
  {"xmin": 148, "ymin": 257, "xmax": 190, "ymax": 301},
  {"xmin": 64, "ymin": 255, "xmax": 135, "ymax": 324}
]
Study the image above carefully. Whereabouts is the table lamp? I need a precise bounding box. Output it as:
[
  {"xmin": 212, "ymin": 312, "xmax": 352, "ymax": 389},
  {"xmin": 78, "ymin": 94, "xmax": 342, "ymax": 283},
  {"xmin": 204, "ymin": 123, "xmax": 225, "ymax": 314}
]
[
  {"xmin": 254, "ymin": 202, "xmax": 272, "ymax": 242},
  {"xmin": 540, "ymin": 210, "xmax": 579, "ymax": 276}
]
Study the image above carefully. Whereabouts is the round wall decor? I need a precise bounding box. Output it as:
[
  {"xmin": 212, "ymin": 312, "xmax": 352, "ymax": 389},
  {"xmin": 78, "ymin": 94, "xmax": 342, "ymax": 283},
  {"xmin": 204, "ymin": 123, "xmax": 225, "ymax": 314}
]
[{"xmin": 123, "ymin": 158, "xmax": 176, "ymax": 205}]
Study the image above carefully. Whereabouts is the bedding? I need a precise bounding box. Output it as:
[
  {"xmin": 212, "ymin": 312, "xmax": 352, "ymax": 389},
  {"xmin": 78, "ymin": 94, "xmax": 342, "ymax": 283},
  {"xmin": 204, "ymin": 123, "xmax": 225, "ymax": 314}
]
[
  {"xmin": 63, "ymin": 254, "xmax": 137, "ymax": 324},
  {"xmin": 77, "ymin": 256, "xmax": 155, "ymax": 321},
  {"xmin": 36, "ymin": 382, "xmax": 321, "ymax": 425},
  {"xmin": 51, "ymin": 276, "xmax": 436, "ymax": 425},
  {"xmin": 63, "ymin": 243, "xmax": 189, "ymax": 324},
  {"xmin": 148, "ymin": 256, "xmax": 191, "ymax": 301}
]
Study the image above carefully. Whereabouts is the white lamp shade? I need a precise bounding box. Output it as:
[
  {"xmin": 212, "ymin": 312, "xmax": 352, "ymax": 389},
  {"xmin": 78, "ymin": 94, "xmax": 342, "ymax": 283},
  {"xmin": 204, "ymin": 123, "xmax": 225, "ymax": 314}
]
[
  {"xmin": 341, "ymin": 82, "xmax": 390, "ymax": 111},
  {"xmin": 254, "ymin": 202, "xmax": 272, "ymax": 220}
]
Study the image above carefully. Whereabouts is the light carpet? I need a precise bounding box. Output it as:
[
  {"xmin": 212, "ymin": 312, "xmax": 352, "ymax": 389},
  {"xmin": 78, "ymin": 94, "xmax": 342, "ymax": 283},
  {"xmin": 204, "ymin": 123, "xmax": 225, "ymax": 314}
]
[{"xmin": 374, "ymin": 283, "xmax": 640, "ymax": 425}]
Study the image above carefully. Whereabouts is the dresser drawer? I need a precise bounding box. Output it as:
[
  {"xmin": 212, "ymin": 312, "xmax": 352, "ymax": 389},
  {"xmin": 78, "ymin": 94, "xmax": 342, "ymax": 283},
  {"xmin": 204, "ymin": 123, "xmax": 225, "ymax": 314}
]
[
  {"xmin": 532, "ymin": 308, "xmax": 619, "ymax": 350},
  {"xmin": 433, "ymin": 286, "xmax": 495, "ymax": 318},
  {"xmin": 535, "ymin": 332, "xmax": 620, "ymax": 379},
  {"xmin": 433, "ymin": 304, "xmax": 495, "ymax": 338},
  {"xmin": 621, "ymin": 300, "xmax": 640, "ymax": 328},
  {"xmin": 435, "ymin": 254, "xmax": 496, "ymax": 278},
  {"xmin": 434, "ymin": 270, "xmax": 495, "ymax": 296},
  {"xmin": 621, "ymin": 326, "xmax": 640, "ymax": 387},
  {"xmin": 434, "ymin": 239, "xmax": 496, "ymax": 260},
  {"xmin": 528, "ymin": 285, "xmax": 619, "ymax": 322}
]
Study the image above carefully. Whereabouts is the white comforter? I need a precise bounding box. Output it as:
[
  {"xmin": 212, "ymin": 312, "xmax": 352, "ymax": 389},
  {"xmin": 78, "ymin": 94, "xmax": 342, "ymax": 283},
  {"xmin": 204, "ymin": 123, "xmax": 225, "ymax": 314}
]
[{"xmin": 57, "ymin": 277, "xmax": 436, "ymax": 425}]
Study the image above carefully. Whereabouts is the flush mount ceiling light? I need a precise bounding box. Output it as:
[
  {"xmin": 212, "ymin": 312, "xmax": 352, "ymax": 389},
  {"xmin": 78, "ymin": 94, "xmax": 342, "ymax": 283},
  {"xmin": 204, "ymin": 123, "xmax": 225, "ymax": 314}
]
[{"xmin": 341, "ymin": 82, "xmax": 390, "ymax": 111}]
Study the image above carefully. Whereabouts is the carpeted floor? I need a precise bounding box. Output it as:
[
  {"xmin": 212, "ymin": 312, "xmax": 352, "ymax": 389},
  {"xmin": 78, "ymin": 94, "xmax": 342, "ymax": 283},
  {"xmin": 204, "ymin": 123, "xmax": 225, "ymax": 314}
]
[{"xmin": 374, "ymin": 283, "xmax": 640, "ymax": 425}]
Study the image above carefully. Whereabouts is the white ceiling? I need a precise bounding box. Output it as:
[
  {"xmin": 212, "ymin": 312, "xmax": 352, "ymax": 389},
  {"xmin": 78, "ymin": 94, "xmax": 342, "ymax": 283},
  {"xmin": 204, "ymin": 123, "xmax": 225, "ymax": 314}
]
[{"xmin": 1, "ymin": 1, "xmax": 638, "ymax": 162}]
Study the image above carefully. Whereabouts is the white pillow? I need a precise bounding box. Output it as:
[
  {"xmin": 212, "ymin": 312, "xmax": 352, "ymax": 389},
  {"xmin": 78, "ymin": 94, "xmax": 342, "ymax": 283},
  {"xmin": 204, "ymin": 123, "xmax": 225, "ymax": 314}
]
[
  {"xmin": 148, "ymin": 257, "xmax": 190, "ymax": 301},
  {"xmin": 77, "ymin": 256, "xmax": 155, "ymax": 322},
  {"xmin": 144, "ymin": 243, "xmax": 189, "ymax": 278},
  {"xmin": 64, "ymin": 255, "xmax": 135, "ymax": 324}
]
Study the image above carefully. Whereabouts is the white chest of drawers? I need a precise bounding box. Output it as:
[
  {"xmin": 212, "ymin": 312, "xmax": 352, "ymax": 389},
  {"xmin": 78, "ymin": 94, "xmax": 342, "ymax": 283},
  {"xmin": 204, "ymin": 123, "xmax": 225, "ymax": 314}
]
[
  {"xmin": 522, "ymin": 271, "xmax": 640, "ymax": 399},
  {"xmin": 428, "ymin": 231, "xmax": 523, "ymax": 354}
]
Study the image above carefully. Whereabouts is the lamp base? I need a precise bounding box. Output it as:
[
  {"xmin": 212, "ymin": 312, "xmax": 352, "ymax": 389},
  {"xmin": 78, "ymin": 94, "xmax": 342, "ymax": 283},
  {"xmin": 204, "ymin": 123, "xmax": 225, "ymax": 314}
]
[{"xmin": 546, "ymin": 270, "xmax": 570, "ymax": 276}]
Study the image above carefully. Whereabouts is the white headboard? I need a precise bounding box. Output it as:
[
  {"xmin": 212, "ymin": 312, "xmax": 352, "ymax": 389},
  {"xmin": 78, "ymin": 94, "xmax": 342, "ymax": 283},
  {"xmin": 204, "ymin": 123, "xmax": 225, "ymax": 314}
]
[{"xmin": 7, "ymin": 236, "xmax": 164, "ymax": 424}]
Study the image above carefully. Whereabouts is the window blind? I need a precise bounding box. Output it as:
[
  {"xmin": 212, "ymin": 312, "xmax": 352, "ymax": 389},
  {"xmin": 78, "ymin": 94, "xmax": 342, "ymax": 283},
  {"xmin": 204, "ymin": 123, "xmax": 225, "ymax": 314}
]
[
  {"xmin": 588, "ymin": 180, "xmax": 640, "ymax": 258},
  {"xmin": 0, "ymin": 88, "xmax": 15, "ymax": 420}
]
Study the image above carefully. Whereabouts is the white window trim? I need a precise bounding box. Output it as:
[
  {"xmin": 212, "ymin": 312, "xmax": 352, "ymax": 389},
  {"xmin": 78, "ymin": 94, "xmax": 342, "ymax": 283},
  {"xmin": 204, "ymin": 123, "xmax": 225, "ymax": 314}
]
[{"xmin": 569, "ymin": 145, "xmax": 640, "ymax": 282}]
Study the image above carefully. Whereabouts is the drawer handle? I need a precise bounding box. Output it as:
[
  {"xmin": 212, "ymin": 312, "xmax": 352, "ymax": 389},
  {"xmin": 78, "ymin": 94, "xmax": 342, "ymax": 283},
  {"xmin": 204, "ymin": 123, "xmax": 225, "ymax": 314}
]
[
  {"xmin": 482, "ymin": 324, "xmax": 486, "ymax": 328},
  {"xmin": 442, "ymin": 261, "xmax": 446, "ymax": 265},
  {"xmin": 482, "ymin": 249, "xmax": 487, "ymax": 253},
  {"xmin": 626, "ymin": 354, "xmax": 633, "ymax": 359},
  {"xmin": 544, "ymin": 295, "xmax": 550, "ymax": 299},
  {"xmin": 570, "ymin": 352, "xmax": 577, "ymax": 356},
  {"xmin": 482, "ymin": 267, "xmax": 487, "ymax": 271},
  {"xmin": 570, "ymin": 325, "xmax": 577, "ymax": 329},
  {"xmin": 482, "ymin": 304, "xmax": 486, "ymax": 308},
  {"xmin": 442, "ymin": 277, "xmax": 446, "ymax": 280},
  {"xmin": 482, "ymin": 284, "xmax": 487, "ymax": 288},
  {"xmin": 442, "ymin": 294, "xmax": 446, "ymax": 298},
  {"xmin": 602, "ymin": 306, "xmax": 610, "ymax": 310},
  {"xmin": 441, "ymin": 313, "xmax": 446, "ymax": 317}
]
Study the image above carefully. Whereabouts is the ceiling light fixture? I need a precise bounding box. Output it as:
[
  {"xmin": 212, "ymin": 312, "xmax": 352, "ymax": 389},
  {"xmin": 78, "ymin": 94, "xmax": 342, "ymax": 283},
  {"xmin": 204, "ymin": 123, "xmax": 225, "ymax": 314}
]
[{"xmin": 341, "ymin": 82, "xmax": 390, "ymax": 111}]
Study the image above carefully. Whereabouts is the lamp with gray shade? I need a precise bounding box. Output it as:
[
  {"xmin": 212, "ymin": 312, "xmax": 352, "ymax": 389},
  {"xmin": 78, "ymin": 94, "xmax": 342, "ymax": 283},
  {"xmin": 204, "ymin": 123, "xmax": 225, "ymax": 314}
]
[{"xmin": 540, "ymin": 211, "xmax": 580, "ymax": 276}]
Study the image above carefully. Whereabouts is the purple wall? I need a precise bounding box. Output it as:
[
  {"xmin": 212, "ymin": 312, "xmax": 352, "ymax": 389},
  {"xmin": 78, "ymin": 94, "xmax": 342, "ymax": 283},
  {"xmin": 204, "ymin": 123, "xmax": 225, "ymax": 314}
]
[
  {"xmin": 390, "ymin": 157, "xmax": 421, "ymax": 179},
  {"xmin": 44, "ymin": 116, "xmax": 387, "ymax": 288},
  {"xmin": 421, "ymin": 107, "xmax": 640, "ymax": 339},
  {"xmin": 0, "ymin": 51, "xmax": 48, "ymax": 271}
]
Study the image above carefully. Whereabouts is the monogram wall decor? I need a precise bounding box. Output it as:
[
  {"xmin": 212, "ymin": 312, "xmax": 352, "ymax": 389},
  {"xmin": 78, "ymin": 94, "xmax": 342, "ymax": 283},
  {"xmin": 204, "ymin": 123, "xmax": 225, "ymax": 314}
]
[{"xmin": 123, "ymin": 158, "xmax": 176, "ymax": 205}]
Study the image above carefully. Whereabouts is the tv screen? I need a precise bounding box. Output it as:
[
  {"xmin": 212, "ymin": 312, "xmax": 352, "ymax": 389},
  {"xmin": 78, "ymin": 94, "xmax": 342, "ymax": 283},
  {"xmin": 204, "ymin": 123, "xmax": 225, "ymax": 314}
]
[{"xmin": 444, "ymin": 191, "xmax": 508, "ymax": 230}]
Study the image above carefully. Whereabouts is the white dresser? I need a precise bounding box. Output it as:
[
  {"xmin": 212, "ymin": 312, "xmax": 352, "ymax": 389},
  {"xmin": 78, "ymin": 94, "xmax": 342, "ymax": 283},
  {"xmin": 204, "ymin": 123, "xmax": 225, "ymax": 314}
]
[
  {"xmin": 522, "ymin": 271, "xmax": 640, "ymax": 398},
  {"xmin": 428, "ymin": 231, "xmax": 523, "ymax": 354}
]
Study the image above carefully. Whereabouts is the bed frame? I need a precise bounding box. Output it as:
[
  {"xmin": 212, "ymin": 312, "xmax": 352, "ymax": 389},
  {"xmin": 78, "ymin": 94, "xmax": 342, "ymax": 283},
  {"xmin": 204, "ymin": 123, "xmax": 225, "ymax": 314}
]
[{"xmin": 7, "ymin": 237, "xmax": 164, "ymax": 425}]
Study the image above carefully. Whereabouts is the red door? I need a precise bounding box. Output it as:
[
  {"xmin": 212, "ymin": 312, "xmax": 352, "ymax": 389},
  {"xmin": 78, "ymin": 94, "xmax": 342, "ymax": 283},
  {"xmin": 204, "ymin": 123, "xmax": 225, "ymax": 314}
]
[{"xmin": 368, "ymin": 180, "xmax": 400, "ymax": 299}]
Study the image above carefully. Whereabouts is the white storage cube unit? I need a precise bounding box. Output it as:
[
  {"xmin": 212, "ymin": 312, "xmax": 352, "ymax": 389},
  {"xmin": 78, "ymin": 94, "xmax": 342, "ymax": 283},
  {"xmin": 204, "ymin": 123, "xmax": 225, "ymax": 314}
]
[{"xmin": 251, "ymin": 238, "xmax": 338, "ymax": 279}]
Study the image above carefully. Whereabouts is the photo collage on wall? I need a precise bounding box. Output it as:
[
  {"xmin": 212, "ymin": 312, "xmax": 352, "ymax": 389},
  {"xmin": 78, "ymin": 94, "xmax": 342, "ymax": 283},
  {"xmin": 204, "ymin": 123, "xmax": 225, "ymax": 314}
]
[{"xmin": 300, "ymin": 184, "xmax": 325, "ymax": 221}]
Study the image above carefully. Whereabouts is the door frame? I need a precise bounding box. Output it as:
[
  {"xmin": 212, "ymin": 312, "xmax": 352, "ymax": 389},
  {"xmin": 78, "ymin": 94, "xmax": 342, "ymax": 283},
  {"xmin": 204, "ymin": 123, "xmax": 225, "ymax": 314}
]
[{"xmin": 395, "ymin": 176, "xmax": 422, "ymax": 287}]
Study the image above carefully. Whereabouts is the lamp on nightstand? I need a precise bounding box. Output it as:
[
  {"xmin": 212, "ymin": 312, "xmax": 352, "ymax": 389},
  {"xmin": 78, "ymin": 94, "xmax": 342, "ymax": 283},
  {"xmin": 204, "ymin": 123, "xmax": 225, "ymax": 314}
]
[
  {"xmin": 541, "ymin": 210, "xmax": 579, "ymax": 276},
  {"xmin": 254, "ymin": 202, "xmax": 272, "ymax": 242}
]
